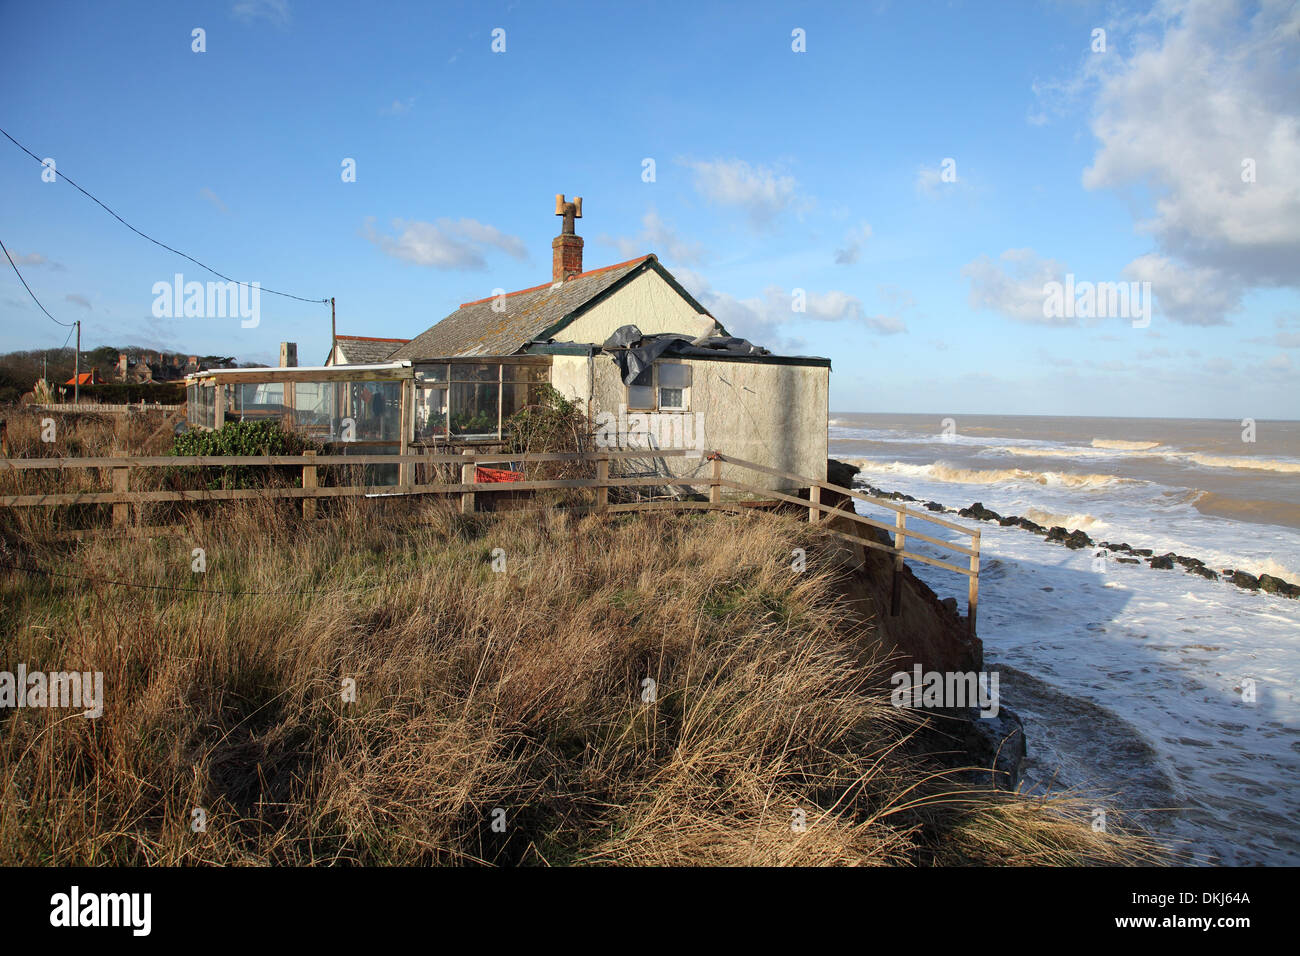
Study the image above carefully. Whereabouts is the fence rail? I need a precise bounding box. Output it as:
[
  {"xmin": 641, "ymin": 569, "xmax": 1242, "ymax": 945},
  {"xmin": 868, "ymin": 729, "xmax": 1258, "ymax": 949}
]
[{"xmin": 0, "ymin": 447, "xmax": 980, "ymax": 634}]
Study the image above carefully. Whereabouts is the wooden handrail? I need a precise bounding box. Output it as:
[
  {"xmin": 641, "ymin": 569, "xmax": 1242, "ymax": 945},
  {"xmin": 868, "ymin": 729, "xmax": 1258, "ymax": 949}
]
[{"xmin": 1, "ymin": 446, "xmax": 981, "ymax": 636}]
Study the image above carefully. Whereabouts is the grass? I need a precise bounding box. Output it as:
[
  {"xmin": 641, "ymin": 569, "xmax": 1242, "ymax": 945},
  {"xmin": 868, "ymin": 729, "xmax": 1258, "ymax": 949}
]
[{"xmin": 0, "ymin": 406, "xmax": 1166, "ymax": 866}]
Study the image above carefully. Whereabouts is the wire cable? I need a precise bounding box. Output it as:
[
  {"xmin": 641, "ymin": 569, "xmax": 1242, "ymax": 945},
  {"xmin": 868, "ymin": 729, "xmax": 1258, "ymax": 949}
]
[
  {"xmin": 1, "ymin": 126, "xmax": 330, "ymax": 305},
  {"xmin": 1, "ymin": 235, "xmax": 75, "ymax": 327}
]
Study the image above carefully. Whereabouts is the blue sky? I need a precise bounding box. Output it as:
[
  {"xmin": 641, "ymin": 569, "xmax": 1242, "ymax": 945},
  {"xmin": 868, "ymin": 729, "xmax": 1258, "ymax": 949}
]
[{"xmin": 2, "ymin": 0, "xmax": 1297, "ymax": 417}]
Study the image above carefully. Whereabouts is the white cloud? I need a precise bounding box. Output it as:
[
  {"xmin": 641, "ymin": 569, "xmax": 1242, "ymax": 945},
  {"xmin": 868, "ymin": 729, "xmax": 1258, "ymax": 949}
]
[
  {"xmin": 1122, "ymin": 253, "xmax": 1240, "ymax": 327},
  {"xmin": 65, "ymin": 293, "xmax": 91, "ymax": 310},
  {"xmin": 675, "ymin": 270, "xmax": 905, "ymax": 346},
  {"xmin": 1079, "ymin": 0, "xmax": 1300, "ymax": 322},
  {"xmin": 363, "ymin": 217, "xmax": 528, "ymax": 270},
  {"xmin": 962, "ymin": 248, "xmax": 1071, "ymax": 325},
  {"xmin": 834, "ymin": 221, "xmax": 873, "ymax": 265},
  {"xmin": 232, "ymin": 0, "xmax": 290, "ymax": 24},
  {"xmin": 680, "ymin": 158, "xmax": 803, "ymax": 228},
  {"xmin": 600, "ymin": 209, "xmax": 706, "ymax": 266},
  {"xmin": 381, "ymin": 98, "xmax": 415, "ymax": 116}
]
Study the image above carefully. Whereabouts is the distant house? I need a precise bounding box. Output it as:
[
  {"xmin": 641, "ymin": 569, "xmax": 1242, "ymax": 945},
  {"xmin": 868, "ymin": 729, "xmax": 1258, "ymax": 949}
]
[
  {"xmin": 325, "ymin": 335, "xmax": 411, "ymax": 367},
  {"xmin": 186, "ymin": 194, "xmax": 830, "ymax": 491},
  {"xmin": 65, "ymin": 369, "xmax": 105, "ymax": 386}
]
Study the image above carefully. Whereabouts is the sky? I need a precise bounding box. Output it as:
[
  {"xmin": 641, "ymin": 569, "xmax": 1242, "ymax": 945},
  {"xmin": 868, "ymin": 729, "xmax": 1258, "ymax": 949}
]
[{"xmin": 1, "ymin": 0, "xmax": 1297, "ymax": 418}]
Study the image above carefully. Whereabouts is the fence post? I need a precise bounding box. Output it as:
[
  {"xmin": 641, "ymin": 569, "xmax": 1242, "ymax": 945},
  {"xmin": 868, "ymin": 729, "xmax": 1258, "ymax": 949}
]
[
  {"xmin": 596, "ymin": 456, "xmax": 609, "ymax": 512},
  {"xmin": 461, "ymin": 449, "xmax": 476, "ymax": 514},
  {"xmin": 709, "ymin": 454, "xmax": 721, "ymax": 505},
  {"xmin": 808, "ymin": 483, "xmax": 820, "ymax": 524},
  {"xmin": 890, "ymin": 510, "xmax": 906, "ymax": 616},
  {"xmin": 302, "ymin": 450, "xmax": 317, "ymax": 519},
  {"xmin": 112, "ymin": 466, "xmax": 129, "ymax": 528},
  {"xmin": 968, "ymin": 530, "xmax": 980, "ymax": 637}
]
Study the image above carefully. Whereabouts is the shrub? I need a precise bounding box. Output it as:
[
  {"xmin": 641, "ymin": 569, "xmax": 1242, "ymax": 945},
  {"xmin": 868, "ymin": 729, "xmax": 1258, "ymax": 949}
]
[{"xmin": 170, "ymin": 419, "xmax": 316, "ymax": 489}]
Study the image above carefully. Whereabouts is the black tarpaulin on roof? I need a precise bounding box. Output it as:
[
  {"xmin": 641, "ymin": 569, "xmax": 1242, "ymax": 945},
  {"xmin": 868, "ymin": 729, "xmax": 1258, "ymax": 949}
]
[{"xmin": 601, "ymin": 326, "xmax": 771, "ymax": 385}]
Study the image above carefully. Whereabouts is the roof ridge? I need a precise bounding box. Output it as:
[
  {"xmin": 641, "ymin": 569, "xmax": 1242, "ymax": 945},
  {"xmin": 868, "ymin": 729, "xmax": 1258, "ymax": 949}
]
[
  {"xmin": 336, "ymin": 334, "xmax": 410, "ymax": 343},
  {"xmin": 458, "ymin": 254, "xmax": 653, "ymax": 309}
]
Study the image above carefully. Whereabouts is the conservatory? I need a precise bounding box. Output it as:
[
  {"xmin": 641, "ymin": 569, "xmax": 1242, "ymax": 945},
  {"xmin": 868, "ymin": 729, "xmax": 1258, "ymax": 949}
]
[{"xmin": 184, "ymin": 356, "xmax": 554, "ymax": 449}]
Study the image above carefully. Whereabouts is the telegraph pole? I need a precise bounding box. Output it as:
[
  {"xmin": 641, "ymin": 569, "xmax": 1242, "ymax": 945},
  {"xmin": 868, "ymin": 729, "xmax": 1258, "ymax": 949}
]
[
  {"xmin": 330, "ymin": 297, "xmax": 336, "ymax": 365},
  {"xmin": 73, "ymin": 320, "xmax": 80, "ymax": 404}
]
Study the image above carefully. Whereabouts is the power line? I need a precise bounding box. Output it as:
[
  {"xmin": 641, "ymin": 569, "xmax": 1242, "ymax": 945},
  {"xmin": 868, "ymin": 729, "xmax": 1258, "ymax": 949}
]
[
  {"xmin": 0, "ymin": 126, "xmax": 330, "ymax": 305},
  {"xmin": 1, "ymin": 558, "xmax": 385, "ymax": 597},
  {"xmin": 1, "ymin": 235, "xmax": 75, "ymax": 328}
]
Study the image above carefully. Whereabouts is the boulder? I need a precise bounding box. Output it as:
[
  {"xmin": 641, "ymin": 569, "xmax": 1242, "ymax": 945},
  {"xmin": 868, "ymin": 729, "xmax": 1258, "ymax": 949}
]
[
  {"xmin": 997, "ymin": 515, "xmax": 1021, "ymax": 526},
  {"xmin": 1174, "ymin": 555, "xmax": 1205, "ymax": 569},
  {"xmin": 1016, "ymin": 517, "xmax": 1046, "ymax": 534},
  {"xmin": 1132, "ymin": 548, "xmax": 1153, "ymax": 557},
  {"xmin": 1045, "ymin": 526, "xmax": 1069, "ymax": 543},
  {"xmin": 1259, "ymin": 574, "xmax": 1300, "ymax": 599},
  {"xmin": 1105, "ymin": 542, "xmax": 1132, "ymax": 553},
  {"xmin": 924, "ymin": 501, "xmax": 945, "ymax": 512},
  {"xmin": 1148, "ymin": 555, "xmax": 1175, "ymax": 570},
  {"xmin": 1116, "ymin": 557, "xmax": 1140, "ymax": 564},
  {"xmin": 1064, "ymin": 529, "xmax": 1093, "ymax": 550},
  {"xmin": 959, "ymin": 502, "xmax": 1001, "ymax": 522},
  {"xmin": 1189, "ymin": 565, "xmax": 1219, "ymax": 580},
  {"xmin": 1230, "ymin": 570, "xmax": 1260, "ymax": 591}
]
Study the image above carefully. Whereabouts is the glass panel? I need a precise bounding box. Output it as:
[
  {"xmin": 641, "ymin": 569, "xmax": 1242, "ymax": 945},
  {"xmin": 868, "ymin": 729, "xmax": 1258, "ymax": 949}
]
[
  {"xmin": 340, "ymin": 381, "xmax": 402, "ymax": 441},
  {"xmin": 627, "ymin": 384, "xmax": 654, "ymax": 409},
  {"xmin": 500, "ymin": 383, "xmax": 533, "ymax": 420},
  {"xmin": 450, "ymin": 381, "xmax": 500, "ymax": 438},
  {"xmin": 449, "ymin": 363, "xmax": 499, "ymax": 382},
  {"xmin": 658, "ymin": 363, "xmax": 690, "ymax": 388},
  {"xmin": 503, "ymin": 363, "xmax": 549, "ymax": 383},
  {"xmin": 416, "ymin": 364, "xmax": 448, "ymax": 383},
  {"xmin": 234, "ymin": 382, "xmax": 285, "ymax": 422},
  {"xmin": 415, "ymin": 386, "xmax": 448, "ymax": 441},
  {"xmin": 659, "ymin": 387, "xmax": 685, "ymax": 409}
]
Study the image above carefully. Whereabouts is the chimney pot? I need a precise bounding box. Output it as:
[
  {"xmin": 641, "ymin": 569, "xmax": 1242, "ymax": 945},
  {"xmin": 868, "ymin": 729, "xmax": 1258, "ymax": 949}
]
[{"xmin": 552, "ymin": 193, "xmax": 584, "ymax": 281}]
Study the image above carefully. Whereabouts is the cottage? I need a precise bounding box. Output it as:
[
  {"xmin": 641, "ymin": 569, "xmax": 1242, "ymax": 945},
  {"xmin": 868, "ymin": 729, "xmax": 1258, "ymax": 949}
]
[{"xmin": 185, "ymin": 195, "xmax": 830, "ymax": 494}]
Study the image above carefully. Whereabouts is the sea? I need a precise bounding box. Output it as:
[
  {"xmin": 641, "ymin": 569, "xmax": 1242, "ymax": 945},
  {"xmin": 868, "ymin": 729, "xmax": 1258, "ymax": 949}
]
[{"xmin": 829, "ymin": 413, "xmax": 1300, "ymax": 865}]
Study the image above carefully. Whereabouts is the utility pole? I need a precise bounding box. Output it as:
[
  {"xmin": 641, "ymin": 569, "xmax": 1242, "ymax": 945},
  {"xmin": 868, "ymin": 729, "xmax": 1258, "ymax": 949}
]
[
  {"xmin": 330, "ymin": 297, "xmax": 336, "ymax": 365},
  {"xmin": 74, "ymin": 320, "xmax": 80, "ymax": 404}
]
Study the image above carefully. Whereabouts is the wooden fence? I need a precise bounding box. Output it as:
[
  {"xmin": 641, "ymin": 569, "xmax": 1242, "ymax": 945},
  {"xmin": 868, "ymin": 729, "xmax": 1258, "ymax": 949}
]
[{"xmin": 0, "ymin": 447, "xmax": 980, "ymax": 634}]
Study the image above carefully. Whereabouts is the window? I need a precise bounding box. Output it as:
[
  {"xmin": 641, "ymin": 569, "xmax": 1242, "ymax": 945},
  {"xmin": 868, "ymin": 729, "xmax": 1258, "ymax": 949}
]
[
  {"xmin": 626, "ymin": 362, "xmax": 691, "ymax": 411},
  {"xmin": 657, "ymin": 363, "xmax": 690, "ymax": 410}
]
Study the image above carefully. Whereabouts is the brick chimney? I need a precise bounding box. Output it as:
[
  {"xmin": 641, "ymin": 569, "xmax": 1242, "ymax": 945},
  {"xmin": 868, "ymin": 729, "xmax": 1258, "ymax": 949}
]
[{"xmin": 552, "ymin": 193, "xmax": 583, "ymax": 282}]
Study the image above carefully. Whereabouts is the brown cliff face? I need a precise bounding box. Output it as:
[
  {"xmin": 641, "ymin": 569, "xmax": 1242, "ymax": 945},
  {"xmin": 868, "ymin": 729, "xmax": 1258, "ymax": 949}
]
[{"xmin": 818, "ymin": 462, "xmax": 981, "ymax": 675}]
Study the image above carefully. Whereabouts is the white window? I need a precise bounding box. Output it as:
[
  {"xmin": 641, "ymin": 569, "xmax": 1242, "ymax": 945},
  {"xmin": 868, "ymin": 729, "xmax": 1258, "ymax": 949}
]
[
  {"xmin": 626, "ymin": 362, "xmax": 691, "ymax": 410},
  {"xmin": 657, "ymin": 362, "xmax": 690, "ymax": 410}
]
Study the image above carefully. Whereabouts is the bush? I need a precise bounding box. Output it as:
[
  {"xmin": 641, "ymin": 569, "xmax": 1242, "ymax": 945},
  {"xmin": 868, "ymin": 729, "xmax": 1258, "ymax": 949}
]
[{"xmin": 170, "ymin": 419, "xmax": 316, "ymax": 489}]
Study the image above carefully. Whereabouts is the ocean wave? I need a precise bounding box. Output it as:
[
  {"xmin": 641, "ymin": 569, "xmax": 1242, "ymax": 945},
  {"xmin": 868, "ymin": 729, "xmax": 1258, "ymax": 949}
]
[
  {"xmin": 1092, "ymin": 438, "xmax": 1161, "ymax": 451},
  {"xmin": 1022, "ymin": 508, "xmax": 1107, "ymax": 531},
  {"xmin": 851, "ymin": 459, "xmax": 1138, "ymax": 489},
  {"xmin": 1181, "ymin": 453, "xmax": 1300, "ymax": 475}
]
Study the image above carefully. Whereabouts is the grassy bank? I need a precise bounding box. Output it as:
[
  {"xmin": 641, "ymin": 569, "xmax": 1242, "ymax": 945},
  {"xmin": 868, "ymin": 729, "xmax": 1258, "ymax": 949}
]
[{"xmin": 0, "ymin": 468, "xmax": 1163, "ymax": 864}]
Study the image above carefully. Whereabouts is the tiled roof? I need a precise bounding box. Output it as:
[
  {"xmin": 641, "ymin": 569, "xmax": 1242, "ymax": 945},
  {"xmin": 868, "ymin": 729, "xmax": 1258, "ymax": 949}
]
[
  {"xmin": 332, "ymin": 335, "xmax": 409, "ymax": 365},
  {"xmin": 388, "ymin": 255, "xmax": 655, "ymax": 360}
]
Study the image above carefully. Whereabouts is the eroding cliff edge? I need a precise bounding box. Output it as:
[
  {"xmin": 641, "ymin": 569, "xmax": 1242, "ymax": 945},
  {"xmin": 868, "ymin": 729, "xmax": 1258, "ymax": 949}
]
[{"xmin": 822, "ymin": 458, "xmax": 1027, "ymax": 790}]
